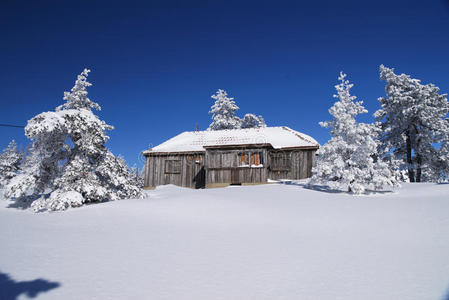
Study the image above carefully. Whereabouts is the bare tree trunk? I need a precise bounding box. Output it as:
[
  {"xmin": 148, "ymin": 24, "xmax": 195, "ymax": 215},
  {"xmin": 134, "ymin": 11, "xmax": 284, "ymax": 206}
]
[
  {"xmin": 416, "ymin": 154, "xmax": 422, "ymax": 182},
  {"xmin": 415, "ymin": 124, "xmax": 421, "ymax": 183},
  {"xmin": 406, "ymin": 132, "xmax": 415, "ymax": 182}
]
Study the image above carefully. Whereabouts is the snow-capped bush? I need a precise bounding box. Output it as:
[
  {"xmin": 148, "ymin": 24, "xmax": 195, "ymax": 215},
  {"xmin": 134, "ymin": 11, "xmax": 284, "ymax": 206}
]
[
  {"xmin": 5, "ymin": 69, "xmax": 142, "ymax": 211},
  {"xmin": 309, "ymin": 72, "xmax": 398, "ymax": 194},
  {"xmin": 0, "ymin": 140, "xmax": 22, "ymax": 188},
  {"xmin": 31, "ymin": 190, "xmax": 85, "ymax": 212},
  {"xmin": 375, "ymin": 65, "xmax": 449, "ymax": 182}
]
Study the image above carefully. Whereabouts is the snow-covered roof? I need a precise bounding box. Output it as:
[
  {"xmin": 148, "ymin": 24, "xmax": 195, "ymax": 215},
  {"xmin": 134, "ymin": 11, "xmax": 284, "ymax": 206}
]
[{"xmin": 143, "ymin": 126, "xmax": 319, "ymax": 155}]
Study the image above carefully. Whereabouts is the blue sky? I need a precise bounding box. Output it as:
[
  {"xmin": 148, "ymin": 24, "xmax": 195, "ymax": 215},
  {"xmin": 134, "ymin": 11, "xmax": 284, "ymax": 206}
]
[{"xmin": 1, "ymin": 0, "xmax": 448, "ymax": 168}]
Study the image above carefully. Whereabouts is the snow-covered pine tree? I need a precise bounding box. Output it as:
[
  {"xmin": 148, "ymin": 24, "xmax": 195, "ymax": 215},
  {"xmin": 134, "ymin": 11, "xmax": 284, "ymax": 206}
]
[
  {"xmin": 0, "ymin": 140, "xmax": 22, "ymax": 188},
  {"xmin": 436, "ymin": 129, "xmax": 449, "ymax": 181},
  {"xmin": 10, "ymin": 144, "xmax": 73, "ymax": 211},
  {"xmin": 309, "ymin": 72, "xmax": 397, "ymax": 194},
  {"xmin": 5, "ymin": 69, "xmax": 142, "ymax": 211},
  {"xmin": 114, "ymin": 156, "xmax": 144, "ymax": 189},
  {"xmin": 241, "ymin": 113, "xmax": 267, "ymax": 129},
  {"xmin": 208, "ymin": 89, "xmax": 242, "ymax": 130},
  {"xmin": 127, "ymin": 162, "xmax": 144, "ymax": 188},
  {"xmin": 375, "ymin": 65, "xmax": 449, "ymax": 182}
]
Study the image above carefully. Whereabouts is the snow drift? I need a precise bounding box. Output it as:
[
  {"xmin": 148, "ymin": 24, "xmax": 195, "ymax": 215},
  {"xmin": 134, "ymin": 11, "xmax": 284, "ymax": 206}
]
[{"xmin": 1, "ymin": 182, "xmax": 449, "ymax": 300}]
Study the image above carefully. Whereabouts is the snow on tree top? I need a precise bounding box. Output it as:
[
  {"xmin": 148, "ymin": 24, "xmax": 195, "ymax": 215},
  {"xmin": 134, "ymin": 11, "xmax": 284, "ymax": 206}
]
[{"xmin": 143, "ymin": 126, "xmax": 319, "ymax": 154}]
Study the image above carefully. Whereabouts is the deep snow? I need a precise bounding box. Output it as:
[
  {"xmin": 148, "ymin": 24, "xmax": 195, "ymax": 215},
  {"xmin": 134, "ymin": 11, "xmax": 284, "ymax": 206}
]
[{"xmin": 1, "ymin": 183, "xmax": 449, "ymax": 300}]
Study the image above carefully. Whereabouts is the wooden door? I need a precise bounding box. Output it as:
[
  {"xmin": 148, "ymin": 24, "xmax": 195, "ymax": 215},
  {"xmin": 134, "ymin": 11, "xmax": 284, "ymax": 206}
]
[
  {"xmin": 231, "ymin": 169, "xmax": 241, "ymax": 185},
  {"xmin": 194, "ymin": 166, "xmax": 205, "ymax": 189},
  {"xmin": 191, "ymin": 155, "xmax": 205, "ymax": 189}
]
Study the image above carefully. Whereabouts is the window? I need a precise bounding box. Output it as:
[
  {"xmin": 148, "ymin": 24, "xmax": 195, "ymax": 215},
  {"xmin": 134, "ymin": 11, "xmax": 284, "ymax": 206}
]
[
  {"xmin": 251, "ymin": 152, "xmax": 263, "ymax": 167},
  {"xmin": 165, "ymin": 160, "xmax": 181, "ymax": 174},
  {"xmin": 270, "ymin": 153, "xmax": 290, "ymax": 170},
  {"xmin": 238, "ymin": 152, "xmax": 263, "ymax": 167},
  {"xmin": 238, "ymin": 153, "xmax": 249, "ymax": 167}
]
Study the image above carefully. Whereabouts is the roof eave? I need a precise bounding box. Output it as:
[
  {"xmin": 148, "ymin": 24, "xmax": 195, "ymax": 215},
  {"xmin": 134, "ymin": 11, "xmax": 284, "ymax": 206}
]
[
  {"xmin": 203, "ymin": 143, "xmax": 273, "ymax": 149},
  {"xmin": 143, "ymin": 150, "xmax": 206, "ymax": 156},
  {"xmin": 143, "ymin": 144, "xmax": 320, "ymax": 156},
  {"xmin": 276, "ymin": 145, "xmax": 320, "ymax": 151}
]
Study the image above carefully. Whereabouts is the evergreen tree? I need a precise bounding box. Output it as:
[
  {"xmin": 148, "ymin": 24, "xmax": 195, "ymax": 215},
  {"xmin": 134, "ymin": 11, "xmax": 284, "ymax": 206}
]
[
  {"xmin": 0, "ymin": 140, "xmax": 22, "ymax": 187},
  {"xmin": 310, "ymin": 72, "xmax": 397, "ymax": 194},
  {"xmin": 375, "ymin": 65, "xmax": 449, "ymax": 182},
  {"xmin": 5, "ymin": 69, "xmax": 142, "ymax": 211},
  {"xmin": 241, "ymin": 113, "xmax": 266, "ymax": 129},
  {"xmin": 4, "ymin": 143, "xmax": 47, "ymax": 205},
  {"xmin": 127, "ymin": 162, "xmax": 144, "ymax": 189},
  {"xmin": 208, "ymin": 89, "xmax": 242, "ymax": 130},
  {"xmin": 438, "ymin": 131, "xmax": 449, "ymax": 181}
]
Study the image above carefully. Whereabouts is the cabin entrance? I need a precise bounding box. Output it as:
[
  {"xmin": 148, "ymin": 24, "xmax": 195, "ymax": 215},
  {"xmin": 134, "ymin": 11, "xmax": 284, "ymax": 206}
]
[
  {"xmin": 231, "ymin": 169, "xmax": 241, "ymax": 185},
  {"xmin": 184, "ymin": 155, "xmax": 205, "ymax": 189},
  {"xmin": 193, "ymin": 166, "xmax": 205, "ymax": 189}
]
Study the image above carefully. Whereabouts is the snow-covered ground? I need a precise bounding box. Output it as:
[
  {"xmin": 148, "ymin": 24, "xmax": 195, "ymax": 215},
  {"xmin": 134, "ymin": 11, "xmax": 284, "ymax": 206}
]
[{"xmin": 1, "ymin": 183, "xmax": 449, "ymax": 300}]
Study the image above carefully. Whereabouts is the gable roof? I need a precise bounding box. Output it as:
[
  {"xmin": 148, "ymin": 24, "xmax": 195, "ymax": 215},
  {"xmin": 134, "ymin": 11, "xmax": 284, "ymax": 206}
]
[{"xmin": 143, "ymin": 126, "xmax": 319, "ymax": 155}]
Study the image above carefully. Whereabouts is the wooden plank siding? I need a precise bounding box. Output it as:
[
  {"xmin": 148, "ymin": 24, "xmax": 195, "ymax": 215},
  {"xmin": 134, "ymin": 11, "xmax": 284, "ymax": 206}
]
[
  {"xmin": 143, "ymin": 148, "xmax": 317, "ymax": 189},
  {"xmin": 144, "ymin": 153, "xmax": 205, "ymax": 189},
  {"xmin": 267, "ymin": 149, "xmax": 317, "ymax": 181},
  {"xmin": 205, "ymin": 148, "xmax": 268, "ymax": 186}
]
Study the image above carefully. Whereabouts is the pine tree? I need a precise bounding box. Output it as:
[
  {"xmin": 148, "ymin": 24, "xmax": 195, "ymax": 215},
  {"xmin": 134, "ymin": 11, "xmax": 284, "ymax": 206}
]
[
  {"xmin": 375, "ymin": 65, "xmax": 449, "ymax": 182},
  {"xmin": 310, "ymin": 72, "xmax": 397, "ymax": 194},
  {"xmin": 127, "ymin": 162, "xmax": 144, "ymax": 188},
  {"xmin": 4, "ymin": 143, "xmax": 45, "ymax": 204},
  {"xmin": 57, "ymin": 69, "xmax": 101, "ymax": 111},
  {"xmin": 0, "ymin": 140, "xmax": 22, "ymax": 188},
  {"xmin": 208, "ymin": 89, "xmax": 242, "ymax": 130},
  {"xmin": 437, "ymin": 131, "xmax": 449, "ymax": 181},
  {"xmin": 241, "ymin": 113, "xmax": 266, "ymax": 129},
  {"xmin": 5, "ymin": 69, "xmax": 142, "ymax": 211}
]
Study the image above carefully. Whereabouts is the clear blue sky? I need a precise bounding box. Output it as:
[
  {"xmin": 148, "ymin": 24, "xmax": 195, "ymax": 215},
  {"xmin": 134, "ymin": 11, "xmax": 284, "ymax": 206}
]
[{"xmin": 1, "ymin": 0, "xmax": 448, "ymax": 168}]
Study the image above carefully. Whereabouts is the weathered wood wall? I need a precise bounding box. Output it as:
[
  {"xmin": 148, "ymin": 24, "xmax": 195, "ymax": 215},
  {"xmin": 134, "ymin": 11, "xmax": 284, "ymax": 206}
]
[
  {"xmin": 143, "ymin": 147, "xmax": 317, "ymax": 189},
  {"xmin": 205, "ymin": 148, "xmax": 268, "ymax": 186},
  {"xmin": 144, "ymin": 153, "xmax": 205, "ymax": 189},
  {"xmin": 267, "ymin": 149, "xmax": 316, "ymax": 180}
]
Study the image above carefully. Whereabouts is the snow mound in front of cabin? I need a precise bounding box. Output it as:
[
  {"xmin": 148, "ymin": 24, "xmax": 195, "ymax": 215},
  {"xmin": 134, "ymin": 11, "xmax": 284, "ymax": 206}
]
[
  {"xmin": 30, "ymin": 190, "xmax": 85, "ymax": 212},
  {"xmin": 1, "ymin": 183, "xmax": 449, "ymax": 300}
]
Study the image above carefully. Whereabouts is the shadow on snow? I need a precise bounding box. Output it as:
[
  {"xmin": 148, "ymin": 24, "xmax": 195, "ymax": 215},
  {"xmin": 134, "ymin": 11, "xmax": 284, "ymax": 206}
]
[
  {"xmin": 444, "ymin": 285, "xmax": 449, "ymax": 300},
  {"xmin": 276, "ymin": 180, "xmax": 393, "ymax": 195},
  {"xmin": 6, "ymin": 194, "xmax": 111, "ymax": 212},
  {"xmin": 6, "ymin": 198, "xmax": 34, "ymax": 210},
  {"xmin": 0, "ymin": 271, "xmax": 60, "ymax": 300}
]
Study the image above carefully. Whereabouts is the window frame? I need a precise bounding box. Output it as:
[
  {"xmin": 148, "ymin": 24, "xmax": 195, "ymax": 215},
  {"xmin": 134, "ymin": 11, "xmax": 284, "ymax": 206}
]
[
  {"xmin": 238, "ymin": 151, "xmax": 264, "ymax": 168},
  {"xmin": 251, "ymin": 152, "xmax": 263, "ymax": 167},
  {"xmin": 165, "ymin": 159, "xmax": 182, "ymax": 174},
  {"xmin": 238, "ymin": 152, "xmax": 250, "ymax": 167}
]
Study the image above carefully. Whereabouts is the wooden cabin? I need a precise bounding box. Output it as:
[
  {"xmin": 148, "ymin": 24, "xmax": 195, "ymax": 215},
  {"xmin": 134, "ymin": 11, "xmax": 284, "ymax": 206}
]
[{"xmin": 142, "ymin": 126, "xmax": 319, "ymax": 189}]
